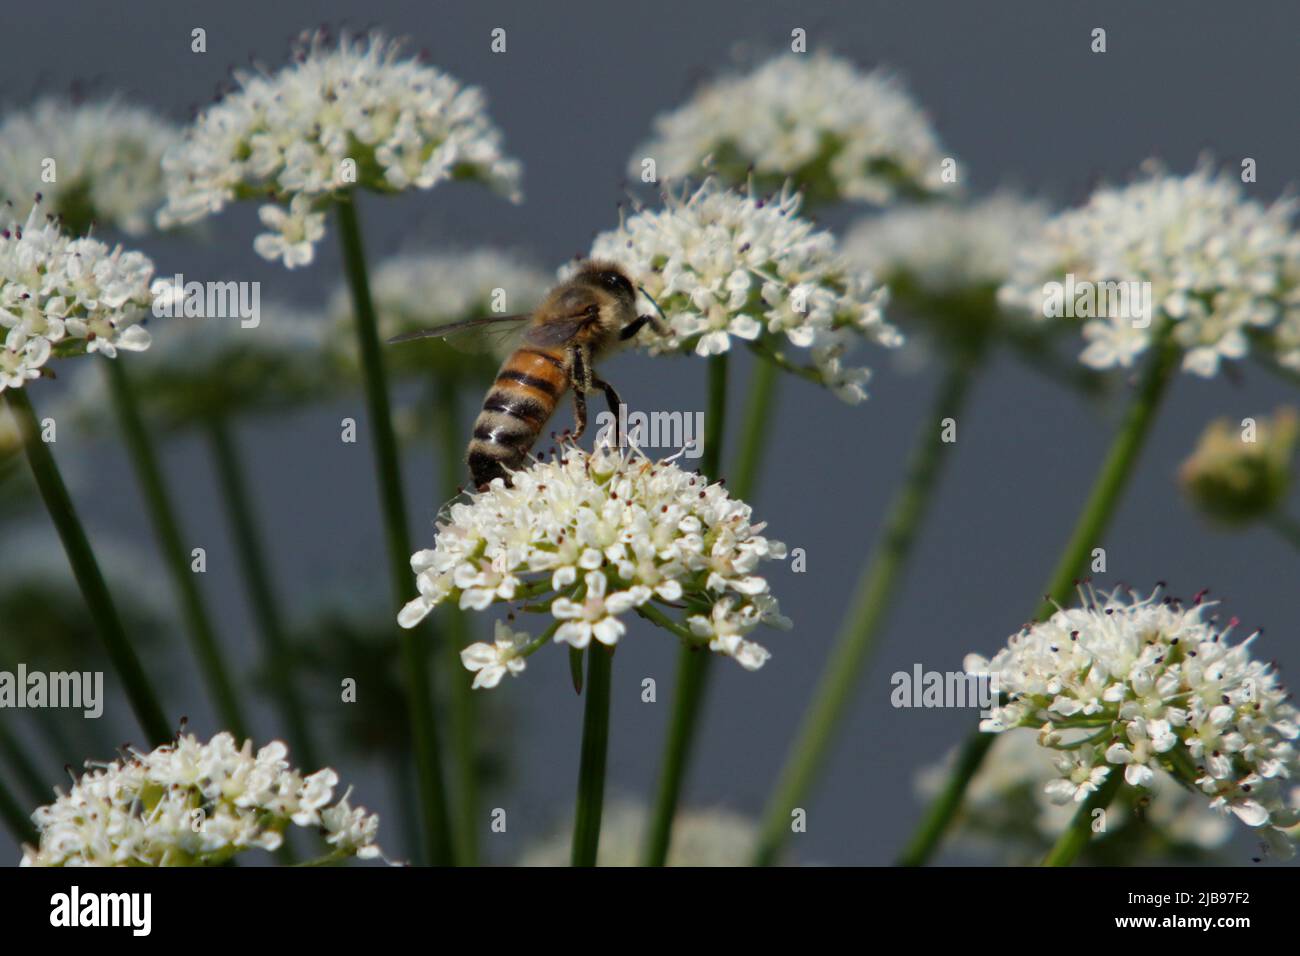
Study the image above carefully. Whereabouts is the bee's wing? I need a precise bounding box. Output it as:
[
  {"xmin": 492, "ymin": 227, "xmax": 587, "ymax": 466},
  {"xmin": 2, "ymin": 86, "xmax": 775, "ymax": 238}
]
[
  {"xmin": 522, "ymin": 313, "xmax": 592, "ymax": 348},
  {"xmin": 387, "ymin": 313, "xmax": 533, "ymax": 356}
]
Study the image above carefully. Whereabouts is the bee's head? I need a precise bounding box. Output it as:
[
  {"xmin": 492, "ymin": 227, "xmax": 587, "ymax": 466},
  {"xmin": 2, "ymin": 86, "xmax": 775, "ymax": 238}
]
[{"xmin": 576, "ymin": 260, "xmax": 636, "ymax": 305}]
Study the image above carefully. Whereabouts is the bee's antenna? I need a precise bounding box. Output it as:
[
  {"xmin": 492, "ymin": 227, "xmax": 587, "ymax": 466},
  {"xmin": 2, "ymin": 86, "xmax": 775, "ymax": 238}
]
[{"xmin": 637, "ymin": 286, "xmax": 669, "ymax": 324}]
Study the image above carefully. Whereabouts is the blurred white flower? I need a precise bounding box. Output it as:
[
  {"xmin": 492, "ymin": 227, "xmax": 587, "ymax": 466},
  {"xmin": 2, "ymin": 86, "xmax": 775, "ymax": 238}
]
[
  {"xmin": 587, "ymin": 179, "xmax": 899, "ymax": 403},
  {"xmin": 158, "ymin": 29, "xmax": 522, "ymax": 268},
  {"xmin": 845, "ymin": 193, "xmax": 1050, "ymax": 299},
  {"xmin": 632, "ymin": 52, "xmax": 951, "ymax": 207},
  {"xmin": 1179, "ymin": 407, "xmax": 1298, "ymax": 526},
  {"xmin": 917, "ymin": 729, "xmax": 1233, "ymax": 863},
  {"xmin": 0, "ymin": 97, "xmax": 177, "ymax": 236},
  {"xmin": 399, "ymin": 442, "xmax": 789, "ymax": 685},
  {"xmin": 998, "ymin": 161, "xmax": 1300, "ymax": 377},
  {"xmin": 336, "ymin": 247, "xmax": 551, "ymax": 336},
  {"xmin": 0, "ymin": 201, "xmax": 154, "ymax": 391},
  {"xmin": 965, "ymin": 585, "xmax": 1300, "ymax": 851},
  {"xmin": 55, "ymin": 300, "xmax": 332, "ymax": 430},
  {"xmin": 519, "ymin": 801, "xmax": 757, "ymax": 866},
  {"xmin": 21, "ymin": 732, "xmax": 384, "ymax": 866}
]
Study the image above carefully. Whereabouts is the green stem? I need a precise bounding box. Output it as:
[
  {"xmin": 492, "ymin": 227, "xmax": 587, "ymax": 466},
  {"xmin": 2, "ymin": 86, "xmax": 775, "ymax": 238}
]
[
  {"xmin": 104, "ymin": 359, "xmax": 247, "ymax": 739},
  {"xmin": 5, "ymin": 388, "xmax": 171, "ymax": 745},
  {"xmin": 204, "ymin": 414, "xmax": 318, "ymax": 769},
  {"xmin": 896, "ymin": 334, "xmax": 1179, "ymax": 867},
  {"xmin": 1041, "ymin": 768, "xmax": 1124, "ymax": 866},
  {"xmin": 433, "ymin": 374, "xmax": 478, "ymax": 865},
  {"xmin": 571, "ymin": 643, "xmax": 614, "ymax": 866},
  {"xmin": 335, "ymin": 194, "xmax": 453, "ymax": 866},
  {"xmin": 1267, "ymin": 512, "xmax": 1300, "ymax": 552},
  {"xmin": 1031, "ymin": 338, "xmax": 1180, "ymax": 619},
  {"xmin": 753, "ymin": 351, "xmax": 980, "ymax": 866},
  {"xmin": 0, "ymin": 771, "xmax": 36, "ymax": 846},
  {"xmin": 640, "ymin": 354, "xmax": 728, "ymax": 866},
  {"xmin": 0, "ymin": 720, "xmax": 49, "ymax": 807},
  {"xmin": 730, "ymin": 356, "xmax": 780, "ymax": 500},
  {"xmin": 701, "ymin": 354, "xmax": 729, "ymax": 479},
  {"xmin": 895, "ymin": 730, "xmax": 995, "ymax": 867}
]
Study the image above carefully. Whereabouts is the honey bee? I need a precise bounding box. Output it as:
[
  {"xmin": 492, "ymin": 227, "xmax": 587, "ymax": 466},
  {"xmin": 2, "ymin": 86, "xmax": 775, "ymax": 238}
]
[{"xmin": 389, "ymin": 260, "xmax": 667, "ymax": 490}]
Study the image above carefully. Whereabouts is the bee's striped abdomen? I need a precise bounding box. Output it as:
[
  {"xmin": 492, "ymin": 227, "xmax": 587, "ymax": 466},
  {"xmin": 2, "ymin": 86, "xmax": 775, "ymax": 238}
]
[{"xmin": 468, "ymin": 347, "xmax": 568, "ymax": 489}]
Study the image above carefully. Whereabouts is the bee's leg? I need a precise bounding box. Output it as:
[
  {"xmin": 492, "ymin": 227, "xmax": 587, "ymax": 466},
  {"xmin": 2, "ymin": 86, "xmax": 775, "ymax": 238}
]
[
  {"xmin": 592, "ymin": 376, "xmax": 625, "ymax": 448},
  {"xmin": 572, "ymin": 388, "xmax": 587, "ymax": 441},
  {"xmin": 619, "ymin": 313, "xmax": 670, "ymax": 340},
  {"xmin": 568, "ymin": 344, "xmax": 592, "ymax": 440}
]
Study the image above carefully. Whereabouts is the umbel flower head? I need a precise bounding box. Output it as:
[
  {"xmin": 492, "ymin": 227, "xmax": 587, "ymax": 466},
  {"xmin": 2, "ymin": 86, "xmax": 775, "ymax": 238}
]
[
  {"xmin": 157, "ymin": 29, "xmax": 522, "ymax": 269},
  {"xmin": 917, "ymin": 728, "xmax": 1232, "ymax": 865},
  {"xmin": 519, "ymin": 801, "xmax": 757, "ymax": 866},
  {"xmin": 399, "ymin": 442, "xmax": 790, "ymax": 685},
  {"xmin": 0, "ymin": 97, "xmax": 178, "ymax": 237},
  {"xmin": 965, "ymin": 586, "xmax": 1300, "ymax": 852},
  {"xmin": 1180, "ymin": 407, "xmax": 1297, "ymax": 526},
  {"xmin": 998, "ymin": 160, "xmax": 1300, "ymax": 377},
  {"xmin": 846, "ymin": 193, "xmax": 1050, "ymax": 305},
  {"xmin": 0, "ymin": 200, "xmax": 155, "ymax": 391},
  {"xmin": 21, "ymin": 732, "xmax": 383, "ymax": 866},
  {"xmin": 631, "ymin": 52, "xmax": 951, "ymax": 208},
  {"xmin": 328, "ymin": 248, "xmax": 550, "ymax": 380},
  {"xmin": 844, "ymin": 192, "xmax": 1050, "ymax": 352},
  {"xmin": 586, "ymin": 179, "xmax": 900, "ymax": 403},
  {"xmin": 57, "ymin": 300, "xmax": 334, "ymax": 431}
]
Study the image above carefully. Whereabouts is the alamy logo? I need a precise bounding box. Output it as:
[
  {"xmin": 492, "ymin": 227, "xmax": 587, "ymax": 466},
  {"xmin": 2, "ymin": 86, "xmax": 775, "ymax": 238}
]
[
  {"xmin": 50, "ymin": 887, "xmax": 151, "ymax": 936},
  {"xmin": 151, "ymin": 274, "xmax": 261, "ymax": 328},
  {"xmin": 594, "ymin": 404, "xmax": 705, "ymax": 459},
  {"xmin": 890, "ymin": 664, "xmax": 1000, "ymax": 716},
  {"xmin": 1041, "ymin": 273, "xmax": 1153, "ymax": 328},
  {"xmin": 0, "ymin": 664, "xmax": 103, "ymax": 718}
]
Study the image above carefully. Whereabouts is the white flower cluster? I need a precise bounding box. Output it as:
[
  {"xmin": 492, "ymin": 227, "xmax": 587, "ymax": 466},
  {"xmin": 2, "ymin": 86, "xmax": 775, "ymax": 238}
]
[
  {"xmin": 588, "ymin": 180, "xmax": 899, "ymax": 403},
  {"xmin": 331, "ymin": 247, "xmax": 550, "ymax": 353},
  {"xmin": 21, "ymin": 732, "xmax": 383, "ymax": 866},
  {"xmin": 631, "ymin": 53, "xmax": 950, "ymax": 206},
  {"xmin": 0, "ymin": 202, "xmax": 154, "ymax": 391},
  {"xmin": 0, "ymin": 98, "xmax": 178, "ymax": 236},
  {"xmin": 999, "ymin": 162, "xmax": 1300, "ymax": 377},
  {"xmin": 965, "ymin": 587, "xmax": 1300, "ymax": 851},
  {"xmin": 399, "ymin": 443, "xmax": 790, "ymax": 684},
  {"xmin": 917, "ymin": 730, "xmax": 1232, "ymax": 863},
  {"xmin": 845, "ymin": 193, "xmax": 1050, "ymax": 298},
  {"xmin": 157, "ymin": 30, "xmax": 522, "ymax": 268},
  {"xmin": 519, "ymin": 801, "xmax": 756, "ymax": 866}
]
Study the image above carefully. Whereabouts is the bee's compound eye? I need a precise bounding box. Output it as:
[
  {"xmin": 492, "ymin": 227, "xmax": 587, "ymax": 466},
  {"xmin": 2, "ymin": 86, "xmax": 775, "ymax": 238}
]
[{"xmin": 600, "ymin": 271, "xmax": 634, "ymax": 298}]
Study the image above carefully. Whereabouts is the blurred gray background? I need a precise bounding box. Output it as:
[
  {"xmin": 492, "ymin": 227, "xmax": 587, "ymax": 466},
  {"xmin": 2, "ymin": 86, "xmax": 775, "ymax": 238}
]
[{"xmin": 2, "ymin": 0, "xmax": 1297, "ymax": 865}]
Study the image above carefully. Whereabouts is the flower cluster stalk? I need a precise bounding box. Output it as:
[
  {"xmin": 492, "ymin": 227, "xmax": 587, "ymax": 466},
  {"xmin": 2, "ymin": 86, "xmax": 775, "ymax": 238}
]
[
  {"xmin": 571, "ymin": 643, "xmax": 614, "ymax": 866},
  {"xmin": 896, "ymin": 332, "xmax": 1180, "ymax": 866},
  {"xmin": 641, "ymin": 353, "xmax": 729, "ymax": 865},
  {"xmin": 434, "ymin": 373, "xmax": 479, "ymax": 865},
  {"xmin": 104, "ymin": 359, "xmax": 248, "ymax": 739},
  {"xmin": 204, "ymin": 414, "xmax": 318, "ymax": 769},
  {"xmin": 753, "ymin": 347, "xmax": 981, "ymax": 866},
  {"xmin": 335, "ymin": 194, "xmax": 454, "ymax": 866},
  {"xmin": 6, "ymin": 389, "xmax": 171, "ymax": 745},
  {"xmin": 1041, "ymin": 766, "xmax": 1125, "ymax": 866}
]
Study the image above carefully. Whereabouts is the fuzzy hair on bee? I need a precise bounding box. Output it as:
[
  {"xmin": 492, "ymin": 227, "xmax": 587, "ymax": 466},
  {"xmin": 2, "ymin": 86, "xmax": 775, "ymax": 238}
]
[{"xmin": 388, "ymin": 259, "xmax": 668, "ymax": 490}]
